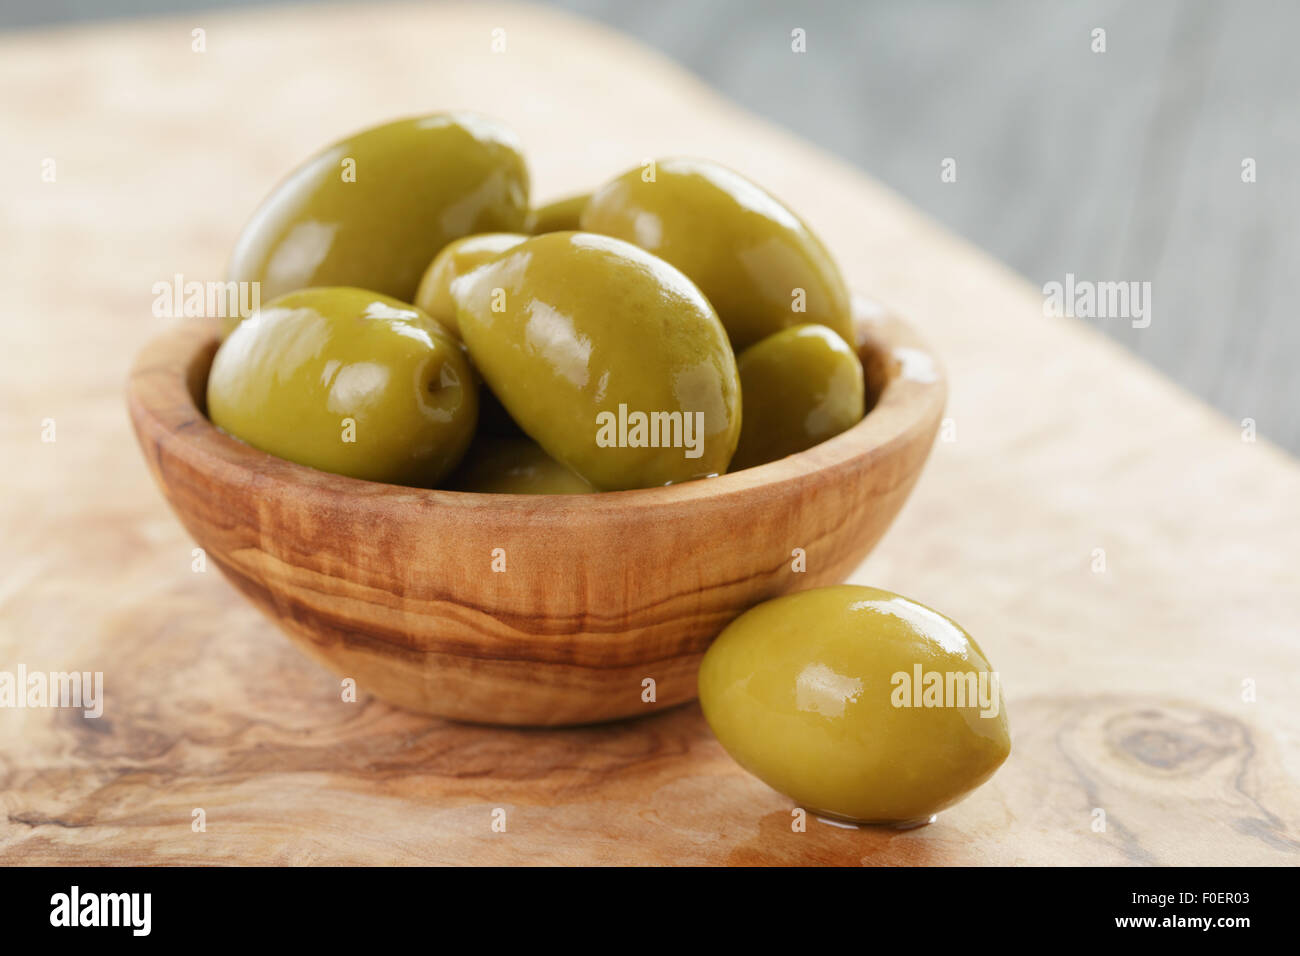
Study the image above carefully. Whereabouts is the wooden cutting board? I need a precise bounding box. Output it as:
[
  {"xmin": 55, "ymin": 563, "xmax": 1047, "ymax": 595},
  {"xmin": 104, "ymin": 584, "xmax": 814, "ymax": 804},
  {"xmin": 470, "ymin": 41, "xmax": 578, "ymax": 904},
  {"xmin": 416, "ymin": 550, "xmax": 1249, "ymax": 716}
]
[{"xmin": 2, "ymin": 1, "xmax": 1297, "ymax": 866}]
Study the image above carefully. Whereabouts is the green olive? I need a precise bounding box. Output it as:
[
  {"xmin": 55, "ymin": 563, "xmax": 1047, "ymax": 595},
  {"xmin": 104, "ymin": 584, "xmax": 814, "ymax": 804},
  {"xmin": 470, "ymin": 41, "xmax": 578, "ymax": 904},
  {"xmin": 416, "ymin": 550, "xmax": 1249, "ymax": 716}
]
[
  {"xmin": 526, "ymin": 193, "xmax": 590, "ymax": 233},
  {"xmin": 454, "ymin": 231, "xmax": 741, "ymax": 490},
  {"xmin": 698, "ymin": 585, "xmax": 1011, "ymax": 825},
  {"xmin": 411, "ymin": 233, "xmax": 530, "ymax": 436},
  {"xmin": 225, "ymin": 113, "xmax": 529, "ymax": 335},
  {"xmin": 730, "ymin": 324, "xmax": 865, "ymax": 471},
  {"xmin": 207, "ymin": 287, "xmax": 477, "ymax": 487},
  {"xmin": 580, "ymin": 158, "xmax": 852, "ymax": 350},
  {"xmin": 414, "ymin": 233, "xmax": 529, "ymax": 336},
  {"xmin": 448, "ymin": 437, "xmax": 594, "ymax": 494}
]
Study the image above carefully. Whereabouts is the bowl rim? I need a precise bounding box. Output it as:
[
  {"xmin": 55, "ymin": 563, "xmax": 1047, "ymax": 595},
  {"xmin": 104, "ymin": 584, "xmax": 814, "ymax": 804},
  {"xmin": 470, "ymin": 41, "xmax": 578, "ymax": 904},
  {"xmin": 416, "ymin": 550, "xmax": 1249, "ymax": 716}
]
[{"xmin": 127, "ymin": 295, "xmax": 947, "ymax": 515}]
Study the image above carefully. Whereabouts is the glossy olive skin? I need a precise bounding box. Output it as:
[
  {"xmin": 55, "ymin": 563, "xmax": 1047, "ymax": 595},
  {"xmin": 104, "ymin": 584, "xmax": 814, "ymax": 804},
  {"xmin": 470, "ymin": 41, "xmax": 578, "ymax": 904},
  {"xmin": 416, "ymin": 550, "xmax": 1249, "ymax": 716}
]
[
  {"xmin": 448, "ymin": 437, "xmax": 594, "ymax": 494},
  {"xmin": 699, "ymin": 586, "xmax": 1011, "ymax": 825},
  {"xmin": 731, "ymin": 324, "xmax": 865, "ymax": 471},
  {"xmin": 455, "ymin": 231, "xmax": 741, "ymax": 490},
  {"xmin": 580, "ymin": 159, "xmax": 852, "ymax": 350},
  {"xmin": 226, "ymin": 113, "xmax": 529, "ymax": 332},
  {"xmin": 526, "ymin": 193, "xmax": 590, "ymax": 233},
  {"xmin": 411, "ymin": 233, "xmax": 530, "ymax": 435},
  {"xmin": 207, "ymin": 288, "xmax": 477, "ymax": 487},
  {"xmin": 414, "ymin": 233, "xmax": 528, "ymax": 336}
]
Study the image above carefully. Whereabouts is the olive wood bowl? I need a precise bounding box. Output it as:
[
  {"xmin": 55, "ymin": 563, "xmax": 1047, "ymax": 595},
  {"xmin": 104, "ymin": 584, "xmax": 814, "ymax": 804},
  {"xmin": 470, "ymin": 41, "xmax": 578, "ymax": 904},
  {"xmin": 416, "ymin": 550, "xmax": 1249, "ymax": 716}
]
[{"xmin": 126, "ymin": 299, "xmax": 945, "ymax": 725}]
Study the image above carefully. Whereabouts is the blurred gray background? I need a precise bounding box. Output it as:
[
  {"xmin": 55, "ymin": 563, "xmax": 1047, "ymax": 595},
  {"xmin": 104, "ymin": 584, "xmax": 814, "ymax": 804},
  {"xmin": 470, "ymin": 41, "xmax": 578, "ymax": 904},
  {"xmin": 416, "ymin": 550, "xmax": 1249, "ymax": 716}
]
[{"xmin": 4, "ymin": 0, "xmax": 1297, "ymax": 451}]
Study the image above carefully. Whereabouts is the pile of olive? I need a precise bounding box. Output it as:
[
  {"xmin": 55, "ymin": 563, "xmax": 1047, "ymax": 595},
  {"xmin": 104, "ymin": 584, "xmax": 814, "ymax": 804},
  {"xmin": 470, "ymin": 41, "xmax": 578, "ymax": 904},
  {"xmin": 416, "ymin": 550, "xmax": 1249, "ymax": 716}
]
[{"xmin": 211, "ymin": 112, "xmax": 865, "ymax": 493}]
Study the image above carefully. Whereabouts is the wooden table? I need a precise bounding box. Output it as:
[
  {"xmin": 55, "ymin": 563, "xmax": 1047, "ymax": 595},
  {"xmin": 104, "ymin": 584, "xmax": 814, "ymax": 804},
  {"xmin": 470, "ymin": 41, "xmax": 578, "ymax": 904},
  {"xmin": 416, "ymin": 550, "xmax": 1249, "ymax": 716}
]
[{"xmin": 2, "ymin": 2, "xmax": 1296, "ymax": 866}]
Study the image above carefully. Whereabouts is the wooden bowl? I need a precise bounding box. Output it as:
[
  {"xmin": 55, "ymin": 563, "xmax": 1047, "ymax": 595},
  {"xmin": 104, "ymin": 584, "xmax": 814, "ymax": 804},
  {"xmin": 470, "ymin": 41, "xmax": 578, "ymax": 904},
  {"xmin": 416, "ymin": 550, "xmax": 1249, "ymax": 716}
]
[{"xmin": 126, "ymin": 300, "xmax": 945, "ymax": 726}]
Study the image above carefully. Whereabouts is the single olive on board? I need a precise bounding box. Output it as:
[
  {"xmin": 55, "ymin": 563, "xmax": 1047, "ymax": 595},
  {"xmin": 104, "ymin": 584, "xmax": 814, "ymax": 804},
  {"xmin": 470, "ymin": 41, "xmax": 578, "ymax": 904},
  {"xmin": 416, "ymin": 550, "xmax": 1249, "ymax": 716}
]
[
  {"xmin": 414, "ymin": 232, "xmax": 529, "ymax": 336},
  {"xmin": 207, "ymin": 288, "xmax": 478, "ymax": 487},
  {"xmin": 448, "ymin": 437, "xmax": 594, "ymax": 494},
  {"xmin": 225, "ymin": 112, "xmax": 530, "ymax": 334},
  {"xmin": 698, "ymin": 585, "xmax": 1011, "ymax": 826},
  {"xmin": 454, "ymin": 231, "xmax": 741, "ymax": 491},
  {"xmin": 526, "ymin": 193, "xmax": 591, "ymax": 233},
  {"xmin": 730, "ymin": 324, "xmax": 865, "ymax": 471},
  {"xmin": 580, "ymin": 158, "xmax": 853, "ymax": 351}
]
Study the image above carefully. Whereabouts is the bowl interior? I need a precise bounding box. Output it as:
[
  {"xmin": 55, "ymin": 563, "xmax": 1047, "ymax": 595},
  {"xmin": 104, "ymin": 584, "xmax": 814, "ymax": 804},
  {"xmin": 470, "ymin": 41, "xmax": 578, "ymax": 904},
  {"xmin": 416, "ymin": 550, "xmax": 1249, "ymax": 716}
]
[{"xmin": 166, "ymin": 296, "xmax": 935, "ymax": 502}]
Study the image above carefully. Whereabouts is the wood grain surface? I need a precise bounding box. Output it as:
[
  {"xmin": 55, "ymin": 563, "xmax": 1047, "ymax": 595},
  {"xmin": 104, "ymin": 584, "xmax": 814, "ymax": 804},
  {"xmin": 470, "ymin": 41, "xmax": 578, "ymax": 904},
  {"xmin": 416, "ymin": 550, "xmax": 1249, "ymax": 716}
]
[{"xmin": 1, "ymin": 1, "xmax": 1297, "ymax": 865}]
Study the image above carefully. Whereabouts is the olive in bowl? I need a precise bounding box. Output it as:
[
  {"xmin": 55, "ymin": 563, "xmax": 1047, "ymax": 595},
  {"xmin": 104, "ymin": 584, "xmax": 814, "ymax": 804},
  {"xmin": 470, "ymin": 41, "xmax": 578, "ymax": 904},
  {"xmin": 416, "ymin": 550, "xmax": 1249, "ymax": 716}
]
[
  {"xmin": 453, "ymin": 231, "xmax": 742, "ymax": 491},
  {"xmin": 448, "ymin": 436, "xmax": 594, "ymax": 495},
  {"xmin": 526, "ymin": 192, "xmax": 591, "ymax": 233},
  {"xmin": 731, "ymin": 323, "xmax": 866, "ymax": 471},
  {"xmin": 207, "ymin": 287, "xmax": 477, "ymax": 488},
  {"xmin": 413, "ymin": 232, "xmax": 529, "ymax": 337},
  {"xmin": 581, "ymin": 158, "xmax": 853, "ymax": 350},
  {"xmin": 225, "ymin": 112, "xmax": 530, "ymax": 333}
]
